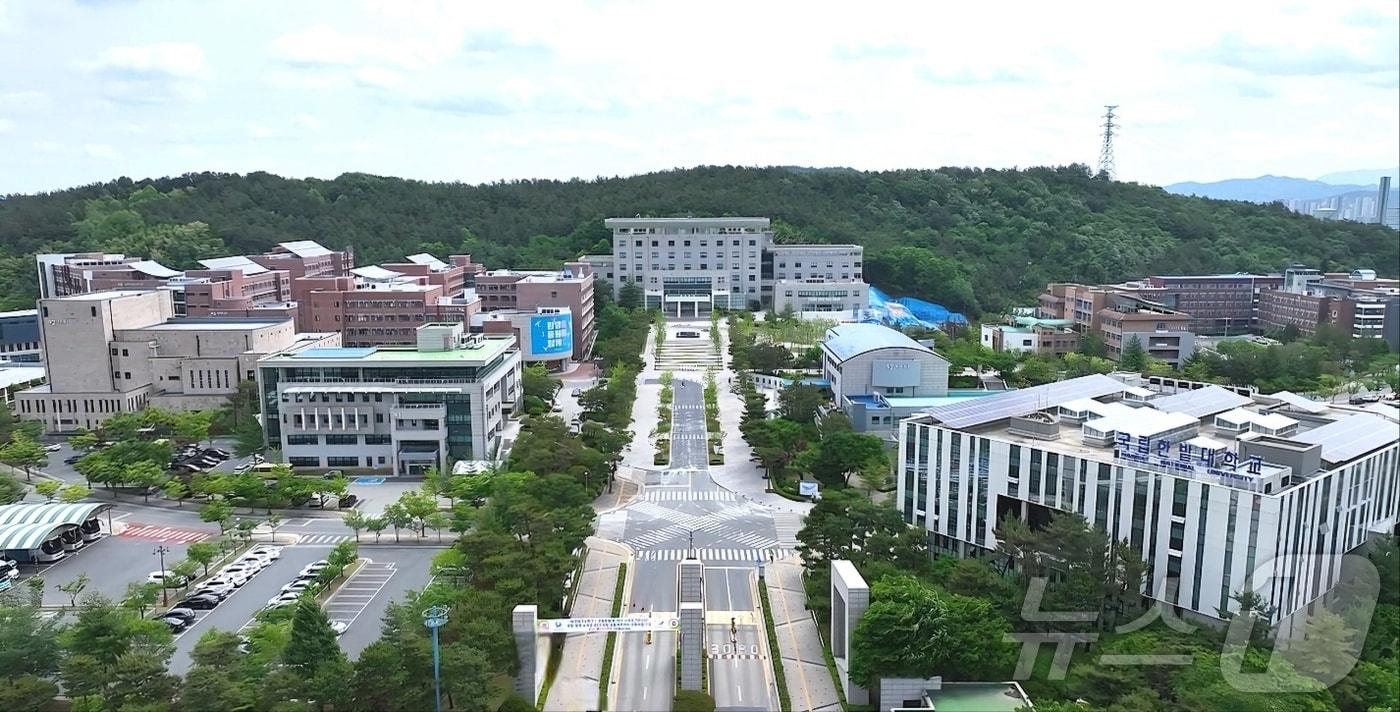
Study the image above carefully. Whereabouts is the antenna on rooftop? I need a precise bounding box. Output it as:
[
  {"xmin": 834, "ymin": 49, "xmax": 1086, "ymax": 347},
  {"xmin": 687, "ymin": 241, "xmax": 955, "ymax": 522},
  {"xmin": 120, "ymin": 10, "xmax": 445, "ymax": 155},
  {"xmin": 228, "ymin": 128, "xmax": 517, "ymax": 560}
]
[{"xmin": 1097, "ymin": 105, "xmax": 1118, "ymax": 180}]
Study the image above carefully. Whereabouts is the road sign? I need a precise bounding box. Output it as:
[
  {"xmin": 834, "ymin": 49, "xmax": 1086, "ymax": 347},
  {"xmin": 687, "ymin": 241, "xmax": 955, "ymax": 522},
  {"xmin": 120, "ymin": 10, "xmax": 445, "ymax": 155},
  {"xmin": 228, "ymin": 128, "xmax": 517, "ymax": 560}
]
[{"xmin": 536, "ymin": 616, "xmax": 679, "ymax": 634}]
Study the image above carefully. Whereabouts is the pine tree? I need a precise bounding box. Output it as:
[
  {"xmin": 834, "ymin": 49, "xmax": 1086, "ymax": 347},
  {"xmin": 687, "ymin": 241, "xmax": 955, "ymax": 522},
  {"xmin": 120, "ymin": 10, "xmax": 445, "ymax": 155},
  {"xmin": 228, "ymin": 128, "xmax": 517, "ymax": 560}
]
[{"xmin": 1119, "ymin": 335, "xmax": 1147, "ymax": 373}]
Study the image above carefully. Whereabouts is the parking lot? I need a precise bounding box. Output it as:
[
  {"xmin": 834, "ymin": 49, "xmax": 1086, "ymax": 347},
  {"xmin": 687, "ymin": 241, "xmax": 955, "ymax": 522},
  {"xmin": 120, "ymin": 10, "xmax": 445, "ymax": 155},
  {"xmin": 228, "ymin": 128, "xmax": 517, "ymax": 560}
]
[
  {"xmin": 166, "ymin": 544, "xmax": 438, "ymax": 672},
  {"xmin": 22, "ymin": 522, "xmax": 207, "ymax": 607}
]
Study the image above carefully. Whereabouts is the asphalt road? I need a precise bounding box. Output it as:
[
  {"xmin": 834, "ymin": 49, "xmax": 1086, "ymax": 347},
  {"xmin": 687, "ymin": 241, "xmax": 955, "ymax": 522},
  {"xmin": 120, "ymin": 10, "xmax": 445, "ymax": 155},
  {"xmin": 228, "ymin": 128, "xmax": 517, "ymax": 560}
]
[
  {"xmin": 327, "ymin": 546, "xmax": 439, "ymax": 658},
  {"xmin": 31, "ymin": 532, "xmax": 194, "ymax": 607},
  {"xmin": 614, "ymin": 374, "xmax": 781, "ymax": 711},
  {"xmin": 707, "ymin": 624, "xmax": 772, "ymax": 712}
]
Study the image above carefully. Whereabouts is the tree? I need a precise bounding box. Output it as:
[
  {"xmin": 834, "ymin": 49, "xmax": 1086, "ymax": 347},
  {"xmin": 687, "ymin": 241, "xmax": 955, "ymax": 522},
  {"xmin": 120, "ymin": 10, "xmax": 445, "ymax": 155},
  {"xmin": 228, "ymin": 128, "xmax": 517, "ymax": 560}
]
[
  {"xmin": 849, "ymin": 575, "xmax": 1015, "ymax": 685},
  {"xmin": 199, "ymin": 500, "xmax": 233, "ymax": 533},
  {"xmin": 1079, "ymin": 330, "xmax": 1108, "ymax": 358},
  {"xmin": 0, "ymin": 434, "xmax": 48, "ymax": 481},
  {"xmin": 1119, "ymin": 334, "xmax": 1147, "ymax": 372},
  {"xmin": 0, "ymin": 472, "xmax": 24, "ymax": 504},
  {"xmin": 1218, "ymin": 588, "xmax": 1279, "ymax": 645},
  {"xmin": 618, "ymin": 281, "xmax": 643, "ymax": 309},
  {"xmin": 34, "ymin": 478, "xmax": 61, "ymax": 502},
  {"xmin": 58, "ymin": 573, "xmax": 91, "ymax": 607},
  {"xmin": 383, "ymin": 502, "xmax": 412, "ymax": 542},
  {"xmin": 162, "ymin": 479, "xmax": 188, "ymax": 506},
  {"xmin": 284, "ymin": 597, "xmax": 345, "ymax": 673},
  {"xmin": 0, "ymin": 674, "xmax": 58, "ymax": 711},
  {"xmin": 521, "ymin": 363, "xmax": 559, "ymax": 402},
  {"xmin": 70, "ymin": 428, "xmax": 100, "ymax": 451},
  {"xmin": 121, "ymin": 581, "xmax": 160, "ymax": 617},
  {"xmin": 185, "ymin": 540, "xmax": 219, "ymax": 576},
  {"xmin": 126, "ymin": 460, "xmax": 166, "ymax": 503},
  {"xmin": 174, "ymin": 410, "xmax": 213, "ymax": 446},
  {"xmin": 425, "ymin": 511, "xmax": 451, "ymax": 543},
  {"xmin": 777, "ymin": 383, "xmax": 825, "ymax": 424},
  {"xmin": 366, "ymin": 516, "xmax": 388, "ymax": 543},
  {"xmin": 343, "ymin": 508, "xmax": 370, "ymax": 541},
  {"xmin": 799, "ymin": 430, "xmax": 888, "ymax": 489},
  {"xmin": 59, "ymin": 483, "xmax": 91, "ymax": 503},
  {"xmin": 673, "ymin": 690, "xmax": 718, "ymax": 712},
  {"xmin": 0, "ymin": 582, "xmax": 63, "ymax": 677}
]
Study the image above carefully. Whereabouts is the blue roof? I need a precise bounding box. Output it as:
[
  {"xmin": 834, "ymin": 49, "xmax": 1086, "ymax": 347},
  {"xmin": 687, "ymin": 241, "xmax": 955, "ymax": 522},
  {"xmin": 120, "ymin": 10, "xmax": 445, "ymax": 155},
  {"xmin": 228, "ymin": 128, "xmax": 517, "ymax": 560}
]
[
  {"xmin": 294, "ymin": 347, "xmax": 378, "ymax": 359},
  {"xmin": 822, "ymin": 323, "xmax": 942, "ymax": 362}
]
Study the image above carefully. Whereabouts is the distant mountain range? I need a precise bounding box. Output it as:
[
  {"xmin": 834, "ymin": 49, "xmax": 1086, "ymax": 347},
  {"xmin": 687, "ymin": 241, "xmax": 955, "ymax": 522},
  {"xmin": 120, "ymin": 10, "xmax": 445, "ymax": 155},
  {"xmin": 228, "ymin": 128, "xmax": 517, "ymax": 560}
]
[{"xmin": 1164, "ymin": 168, "xmax": 1400, "ymax": 228}]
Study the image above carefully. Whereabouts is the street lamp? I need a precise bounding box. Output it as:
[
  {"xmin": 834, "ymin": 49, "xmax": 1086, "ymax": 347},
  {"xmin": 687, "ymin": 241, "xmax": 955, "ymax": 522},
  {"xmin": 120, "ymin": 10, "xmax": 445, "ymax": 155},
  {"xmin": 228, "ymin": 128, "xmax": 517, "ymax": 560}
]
[
  {"xmin": 423, "ymin": 605, "xmax": 449, "ymax": 712},
  {"xmin": 153, "ymin": 545, "xmax": 171, "ymax": 607}
]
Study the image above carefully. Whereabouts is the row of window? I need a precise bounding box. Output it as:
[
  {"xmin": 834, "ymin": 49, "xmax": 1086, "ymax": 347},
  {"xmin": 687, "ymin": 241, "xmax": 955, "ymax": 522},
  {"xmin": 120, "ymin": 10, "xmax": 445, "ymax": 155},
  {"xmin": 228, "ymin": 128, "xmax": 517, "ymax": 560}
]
[
  {"xmin": 616, "ymin": 236, "xmax": 759, "ymax": 245},
  {"xmin": 286, "ymin": 434, "xmax": 394, "ymax": 446},
  {"xmin": 288, "ymin": 455, "xmax": 386, "ymax": 468}
]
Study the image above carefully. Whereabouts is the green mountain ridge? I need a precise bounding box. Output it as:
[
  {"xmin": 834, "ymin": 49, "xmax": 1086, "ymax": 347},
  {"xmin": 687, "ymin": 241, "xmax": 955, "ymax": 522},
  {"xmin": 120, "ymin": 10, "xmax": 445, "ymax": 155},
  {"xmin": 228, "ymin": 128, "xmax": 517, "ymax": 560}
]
[{"xmin": 0, "ymin": 164, "xmax": 1395, "ymax": 316}]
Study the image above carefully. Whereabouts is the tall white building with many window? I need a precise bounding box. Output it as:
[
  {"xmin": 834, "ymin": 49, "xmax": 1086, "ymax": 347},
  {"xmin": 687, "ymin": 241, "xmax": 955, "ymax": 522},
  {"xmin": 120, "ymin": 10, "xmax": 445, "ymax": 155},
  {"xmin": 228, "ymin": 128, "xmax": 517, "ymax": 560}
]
[
  {"xmin": 257, "ymin": 323, "xmax": 520, "ymax": 475},
  {"xmin": 587, "ymin": 217, "xmax": 869, "ymax": 315},
  {"xmin": 897, "ymin": 375, "xmax": 1399, "ymax": 630}
]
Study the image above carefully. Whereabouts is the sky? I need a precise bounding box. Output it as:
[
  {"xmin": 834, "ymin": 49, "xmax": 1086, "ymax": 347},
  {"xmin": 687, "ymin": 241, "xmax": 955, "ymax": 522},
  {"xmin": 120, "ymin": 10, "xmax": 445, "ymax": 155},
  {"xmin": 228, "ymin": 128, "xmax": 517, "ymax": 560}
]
[{"xmin": 0, "ymin": 0, "xmax": 1397, "ymax": 195}]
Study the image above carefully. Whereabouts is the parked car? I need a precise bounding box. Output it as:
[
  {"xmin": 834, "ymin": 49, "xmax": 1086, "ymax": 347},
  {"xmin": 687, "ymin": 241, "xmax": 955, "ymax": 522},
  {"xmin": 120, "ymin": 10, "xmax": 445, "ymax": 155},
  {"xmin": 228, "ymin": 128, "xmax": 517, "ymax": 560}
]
[
  {"xmin": 176, "ymin": 594, "xmax": 220, "ymax": 610},
  {"xmin": 338, "ymin": 494, "xmax": 360, "ymax": 509},
  {"xmin": 161, "ymin": 616, "xmax": 191, "ymax": 632},
  {"xmin": 44, "ymin": 444, "xmax": 61, "ymax": 452},
  {"xmin": 191, "ymin": 584, "xmax": 233, "ymax": 601},
  {"xmin": 281, "ymin": 580, "xmax": 312, "ymax": 595},
  {"xmin": 299, "ymin": 561, "xmax": 329, "ymax": 578},
  {"xmin": 248, "ymin": 545, "xmax": 282, "ymax": 560},
  {"xmin": 148, "ymin": 571, "xmax": 188, "ymax": 588},
  {"xmin": 64, "ymin": 454, "xmax": 85, "ymax": 465},
  {"xmin": 265, "ymin": 592, "xmax": 301, "ymax": 609},
  {"xmin": 551, "ymin": 404, "xmax": 563, "ymax": 413},
  {"xmin": 571, "ymin": 388, "xmax": 582, "ymax": 397},
  {"xmin": 164, "ymin": 607, "xmax": 197, "ymax": 622},
  {"xmin": 207, "ymin": 570, "xmax": 249, "ymax": 588},
  {"xmin": 330, "ymin": 620, "xmax": 349, "ymax": 636}
]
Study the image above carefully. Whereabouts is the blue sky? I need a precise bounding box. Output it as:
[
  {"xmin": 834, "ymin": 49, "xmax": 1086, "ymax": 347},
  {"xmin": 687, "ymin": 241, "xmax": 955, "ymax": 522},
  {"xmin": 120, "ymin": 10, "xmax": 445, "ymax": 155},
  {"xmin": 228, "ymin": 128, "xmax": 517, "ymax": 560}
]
[{"xmin": 0, "ymin": 0, "xmax": 1396, "ymax": 194}]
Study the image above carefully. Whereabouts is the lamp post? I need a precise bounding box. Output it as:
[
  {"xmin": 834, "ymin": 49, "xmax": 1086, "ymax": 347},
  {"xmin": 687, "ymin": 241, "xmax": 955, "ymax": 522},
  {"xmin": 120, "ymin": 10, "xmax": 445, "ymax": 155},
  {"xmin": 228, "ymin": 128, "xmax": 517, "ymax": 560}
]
[
  {"xmin": 423, "ymin": 605, "xmax": 449, "ymax": 712},
  {"xmin": 153, "ymin": 545, "xmax": 170, "ymax": 607}
]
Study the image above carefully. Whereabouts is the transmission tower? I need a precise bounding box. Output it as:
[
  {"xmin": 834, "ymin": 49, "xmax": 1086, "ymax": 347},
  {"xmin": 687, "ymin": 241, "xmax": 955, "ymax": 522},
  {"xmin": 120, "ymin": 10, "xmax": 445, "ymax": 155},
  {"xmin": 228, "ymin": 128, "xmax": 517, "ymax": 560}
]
[{"xmin": 1097, "ymin": 105, "xmax": 1118, "ymax": 180}]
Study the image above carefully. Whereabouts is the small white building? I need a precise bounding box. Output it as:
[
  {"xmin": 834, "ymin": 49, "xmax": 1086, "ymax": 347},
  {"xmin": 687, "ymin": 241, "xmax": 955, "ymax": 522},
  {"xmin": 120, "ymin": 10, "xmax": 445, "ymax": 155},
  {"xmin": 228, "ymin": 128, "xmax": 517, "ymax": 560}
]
[{"xmin": 257, "ymin": 323, "xmax": 521, "ymax": 476}]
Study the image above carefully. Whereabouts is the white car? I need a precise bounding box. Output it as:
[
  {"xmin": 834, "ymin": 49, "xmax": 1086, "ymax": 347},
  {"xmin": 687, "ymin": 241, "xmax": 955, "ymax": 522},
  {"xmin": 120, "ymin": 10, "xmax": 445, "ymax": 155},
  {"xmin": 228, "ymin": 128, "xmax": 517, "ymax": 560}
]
[
  {"xmin": 248, "ymin": 545, "xmax": 283, "ymax": 560},
  {"xmin": 44, "ymin": 444, "xmax": 62, "ymax": 452},
  {"xmin": 281, "ymin": 580, "xmax": 312, "ymax": 595},
  {"xmin": 266, "ymin": 592, "xmax": 301, "ymax": 609},
  {"xmin": 220, "ymin": 563, "xmax": 261, "ymax": 579},
  {"xmin": 208, "ymin": 570, "xmax": 249, "ymax": 587},
  {"xmin": 192, "ymin": 583, "xmax": 234, "ymax": 600},
  {"xmin": 147, "ymin": 570, "xmax": 187, "ymax": 587},
  {"xmin": 330, "ymin": 620, "xmax": 349, "ymax": 636},
  {"xmin": 299, "ymin": 561, "xmax": 329, "ymax": 578}
]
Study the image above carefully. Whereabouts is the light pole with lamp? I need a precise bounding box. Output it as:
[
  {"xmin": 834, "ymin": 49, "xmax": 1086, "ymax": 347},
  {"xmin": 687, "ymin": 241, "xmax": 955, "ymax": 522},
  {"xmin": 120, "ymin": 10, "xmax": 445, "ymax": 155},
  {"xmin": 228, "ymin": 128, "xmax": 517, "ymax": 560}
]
[
  {"xmin": 423, "ymin": 605, "xmax": 449, "ymax": 712},
  {"xmin": 153, "ymin": 545, "xmax": 171, "ymax": 607}
]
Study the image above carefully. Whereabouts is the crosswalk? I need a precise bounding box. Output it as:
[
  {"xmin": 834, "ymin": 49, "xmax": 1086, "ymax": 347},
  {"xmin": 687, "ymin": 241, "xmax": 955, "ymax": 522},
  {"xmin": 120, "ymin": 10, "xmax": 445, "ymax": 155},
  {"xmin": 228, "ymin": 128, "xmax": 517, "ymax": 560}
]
[
  {"xmin": 643, "ymin": 490, "xmax": 736, "ymax": 502},
  {"xmin": 773, "ymin": 511, "xmax": 803, "ymax": 548},
  {"xmin": 636, "ymin": 547, "xmax": 794, "ymax": 562},
  {"xmin": 117, "ymin": 523, "xmax": 212, "ymax": 544},
  {"xmin": 669, "ymin": 432, "xmax": 709, "ymax": 440},
  {"xmin": 296, "ymin": 533, "xmax": 354, "ymax": 545}
]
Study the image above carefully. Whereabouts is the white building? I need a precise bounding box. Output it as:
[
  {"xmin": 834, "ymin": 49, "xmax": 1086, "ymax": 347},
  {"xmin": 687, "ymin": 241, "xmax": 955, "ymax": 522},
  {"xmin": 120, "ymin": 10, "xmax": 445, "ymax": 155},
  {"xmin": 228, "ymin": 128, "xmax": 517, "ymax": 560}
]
[
  {"xmin": 257, "ymin": 323, "xmax": 521, "ymax": 475},
  {"xmin": 897, "ymin": 375, "xmax": 1400, "ymax": 630},
  {"xmin": 586, "ymin": 217, "xmax": 870, "ymax": 316},
  {"xmin": 820, "ymin": 323, "xmax": 952, "ymax": 436}
]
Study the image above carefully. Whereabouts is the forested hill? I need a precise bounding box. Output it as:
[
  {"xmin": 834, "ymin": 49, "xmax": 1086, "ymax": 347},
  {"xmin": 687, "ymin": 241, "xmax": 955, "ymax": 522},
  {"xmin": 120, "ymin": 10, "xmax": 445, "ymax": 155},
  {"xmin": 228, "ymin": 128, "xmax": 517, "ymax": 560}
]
[{"xmin": 1, "ymin": 164, "xmax": 1396, "ymax": 315}]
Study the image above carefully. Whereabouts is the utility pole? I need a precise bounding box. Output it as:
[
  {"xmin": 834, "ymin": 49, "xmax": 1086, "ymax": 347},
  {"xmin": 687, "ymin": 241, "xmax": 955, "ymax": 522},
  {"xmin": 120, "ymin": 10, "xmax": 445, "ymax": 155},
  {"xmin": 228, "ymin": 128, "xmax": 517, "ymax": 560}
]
[
  {"xmin": 423, "ymin": 605, "xmax": 449, "ymax": 712},
  {"xmin": 1097, "ymin": 105, "xmax": 1119, "ymax": 180},
  {"xmin": 153, "ymin": 545, "xmax": 170, "ymax": 607}
]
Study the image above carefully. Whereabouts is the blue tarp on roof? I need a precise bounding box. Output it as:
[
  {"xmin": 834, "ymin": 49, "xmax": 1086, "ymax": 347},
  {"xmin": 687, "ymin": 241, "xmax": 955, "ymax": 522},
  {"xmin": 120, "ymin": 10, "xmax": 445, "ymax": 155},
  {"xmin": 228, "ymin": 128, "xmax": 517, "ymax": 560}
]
[{"xmin": 862, "ymin": 286, "xmax": 968, "ymax": 329}]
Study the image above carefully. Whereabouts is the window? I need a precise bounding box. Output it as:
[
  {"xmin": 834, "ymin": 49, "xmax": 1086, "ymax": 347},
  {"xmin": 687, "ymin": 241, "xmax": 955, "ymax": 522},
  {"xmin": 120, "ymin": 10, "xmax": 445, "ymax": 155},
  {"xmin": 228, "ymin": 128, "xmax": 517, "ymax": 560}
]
[
  {"xmin": 325, "ymin": 434, "xmax": 359, "ymax": 445},
  {"xmin": 288, "ymin": 456, "xmax": 320, "ymax": 467},
  {"xmin": 286, "ymin": 434, "xmax": 319, "ymax": 445},
  {"xmin": 365, "ymin": 434, "xmax": 391, "ymax": 445},
  {"xmin": 327, "ymin": 456, "xmax": 359, "ymax": 467}
]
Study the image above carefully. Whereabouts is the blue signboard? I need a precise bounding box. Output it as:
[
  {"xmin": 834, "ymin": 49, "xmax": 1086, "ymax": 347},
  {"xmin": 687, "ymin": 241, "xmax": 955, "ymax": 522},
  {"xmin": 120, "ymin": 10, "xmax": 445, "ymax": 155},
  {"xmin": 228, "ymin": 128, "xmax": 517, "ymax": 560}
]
[{"xmin": 529, "ymin": 313, "xmax": 573, "ymax": 358}]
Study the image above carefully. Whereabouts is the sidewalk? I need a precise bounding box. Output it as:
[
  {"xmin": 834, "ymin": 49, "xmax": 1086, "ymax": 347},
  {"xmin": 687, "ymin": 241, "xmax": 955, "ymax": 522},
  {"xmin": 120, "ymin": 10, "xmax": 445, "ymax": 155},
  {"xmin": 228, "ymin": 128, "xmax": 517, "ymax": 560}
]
[
  {"xmin": 710, "ymin": 320, "xmax": 813, "ymax": 514},
  {"xmin": 766, "ymin": 555, "xmax": 842, "ymax": 712},
  {"xmin": 544, "ymin": 536, "xmax": 632, "ymax": 712},
  {"xmin": 619, "ymin": 327, "xmax": 661, "ymax": 473}
]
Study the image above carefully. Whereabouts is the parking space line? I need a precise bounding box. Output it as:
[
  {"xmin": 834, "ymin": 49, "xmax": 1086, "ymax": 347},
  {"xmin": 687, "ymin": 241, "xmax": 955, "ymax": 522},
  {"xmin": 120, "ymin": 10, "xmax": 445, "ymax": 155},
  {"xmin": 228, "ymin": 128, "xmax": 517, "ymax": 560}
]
[{"xmin": 323, "ymin": 562, "xmax": 396, "ymax": 631}]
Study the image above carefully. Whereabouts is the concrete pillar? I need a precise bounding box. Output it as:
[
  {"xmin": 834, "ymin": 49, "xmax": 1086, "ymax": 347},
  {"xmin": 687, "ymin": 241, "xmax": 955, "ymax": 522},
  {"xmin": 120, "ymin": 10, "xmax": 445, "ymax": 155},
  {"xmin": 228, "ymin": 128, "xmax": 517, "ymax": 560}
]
[
  {"xmin": 512, "ymin": 604, "xmax": 540, "ymax": 704},
  {"xmin": 831, "ymin": 561, "xmax": 870, "ymax": 706},
  {"xmin": 678, "ymin": 559, "xmax": 705, "ymax": 691}
]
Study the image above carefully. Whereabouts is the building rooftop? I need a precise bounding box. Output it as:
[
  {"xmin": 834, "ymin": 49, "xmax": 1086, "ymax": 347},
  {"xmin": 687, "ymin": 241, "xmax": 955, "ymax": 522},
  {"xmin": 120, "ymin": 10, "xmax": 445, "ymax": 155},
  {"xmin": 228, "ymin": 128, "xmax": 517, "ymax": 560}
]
[
  {"xmin": 0, "ymin": 366, "xmax": 45, "ymax": 390},
  {"xmin": 51, "ymin": 290, "xmax": 152, "ymax": 301},
  {"xmin": 822, "ymin": 323, "xmax": 944, "ymax": 363},
  {"xmin": 351, "ymin": 265, "xmax": 407, "ymax": 281},
  {"xmin": 922, "ymin": 682, "xmax": 1033, "ymax": 712},
  {"xmin": 604, "ymin": 217, "xmax": 770, "ymax": 228},
  {"xmin": 126, "ymin": 260, "xmax": 182, "ymax": 278},
  {"xmin": 767, "ymin": 243, "xmax": 861, "ymax": 250},
  {"xmin": 403, "ymin": 253, "xmax": 450, "ymax": 271},
  {"xmin": 265, "ymin": 336, "xmax": 513, "ymax": 364},
  {"xmin": 199, "ymin": 256, "xmax": 271, "ymax": 275},
  {"xmin": 134, "ymin": 318, "xmax": 291, "ymax": 332},
  {"xmin": 275, "ymin": 240, "xmax": 333, "ymax": 258},
  {"xmin": 0, "ymin": 309, "xmax": 37, "ymax": 318}
]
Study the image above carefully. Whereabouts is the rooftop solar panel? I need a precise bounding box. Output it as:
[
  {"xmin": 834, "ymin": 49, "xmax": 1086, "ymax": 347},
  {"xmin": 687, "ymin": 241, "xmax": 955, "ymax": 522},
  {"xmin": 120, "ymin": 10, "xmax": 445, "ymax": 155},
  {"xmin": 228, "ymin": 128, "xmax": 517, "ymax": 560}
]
[
  {"xmin": 1150, "ymin": 386, "xmax": 1251, "ymax": 418},
  {"xmin": 923, "ymin": 374, "xmax": 1127, "ymax": 429},
  {"xmin": 1295, "ymin": 414, "xmax": 1397, "ymax": 463}
]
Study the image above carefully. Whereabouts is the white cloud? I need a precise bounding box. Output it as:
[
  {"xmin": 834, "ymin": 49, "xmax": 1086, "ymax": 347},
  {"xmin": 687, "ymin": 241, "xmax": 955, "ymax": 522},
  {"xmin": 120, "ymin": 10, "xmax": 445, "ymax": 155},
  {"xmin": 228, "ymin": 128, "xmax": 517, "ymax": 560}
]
[
  {"xmin": 83, "ymin": 143, "xmax": 118, "ymax": 159},
  {"xmin": 354, "ymin": 66, "xmax": 404, "ymax": 90},
  {"xmin": 0, "ymin": 90, "xmax": 49, "ymax": 112},
  {"xmin": 295, "ymin": 114, "xmax": 322, "ymax": 131},
  {"xmin": 0, "ymin": 117, "xmax": 13, "ymax": 133},
  {"xmin": 86, "ymin": 42, "xmax": 208, "ymax": 79},
  {"xmin": 247, "ymin": 123, "xmax": 277, "ymax": 140}
]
